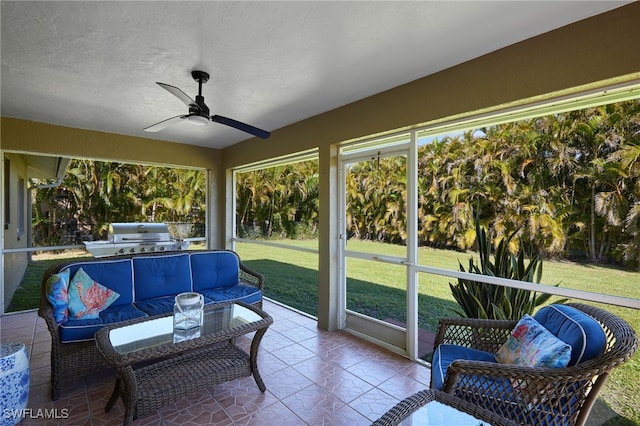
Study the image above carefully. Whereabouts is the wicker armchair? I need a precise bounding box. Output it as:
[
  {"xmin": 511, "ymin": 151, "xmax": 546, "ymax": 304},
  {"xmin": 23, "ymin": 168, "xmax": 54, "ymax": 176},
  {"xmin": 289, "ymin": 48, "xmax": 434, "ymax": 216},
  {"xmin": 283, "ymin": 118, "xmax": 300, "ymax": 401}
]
[{"xmin": 430, "ymin": 303, "xmax": 638, "ymax": 426}]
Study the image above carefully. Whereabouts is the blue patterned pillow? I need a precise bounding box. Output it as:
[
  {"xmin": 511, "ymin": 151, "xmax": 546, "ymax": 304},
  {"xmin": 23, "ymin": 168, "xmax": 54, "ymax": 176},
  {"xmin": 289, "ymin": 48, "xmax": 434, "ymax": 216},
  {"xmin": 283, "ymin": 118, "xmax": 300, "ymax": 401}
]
[
  {"xmin": 67, "ymin": 267, "xmax": 120, "ymax": 319},
  {"xmin": 496, "ymin": 314, "xmax": 572, "ymax": 368},
  {"xmin": 45, "ymin": 269, "xmax": 70, "ymax": 324}
]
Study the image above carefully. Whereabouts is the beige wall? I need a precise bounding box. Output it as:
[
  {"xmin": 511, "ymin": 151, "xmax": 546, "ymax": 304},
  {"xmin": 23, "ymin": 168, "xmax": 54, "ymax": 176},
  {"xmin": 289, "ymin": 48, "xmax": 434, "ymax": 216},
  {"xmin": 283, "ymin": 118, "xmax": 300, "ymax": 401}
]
[{"xmin": 0, "ymin": 118, "xmax": 220, "ymax": 169}]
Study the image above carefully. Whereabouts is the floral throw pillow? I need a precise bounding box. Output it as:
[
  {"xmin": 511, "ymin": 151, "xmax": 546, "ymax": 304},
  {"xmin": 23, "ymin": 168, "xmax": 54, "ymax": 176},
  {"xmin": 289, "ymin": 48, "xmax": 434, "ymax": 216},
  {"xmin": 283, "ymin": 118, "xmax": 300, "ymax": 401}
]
[
  {"xmin": 496, "ymin": 314, "xmax": 572, "ymax": 368},
  {"xmin": 67, "ymin": 268, "xmax": 120, "ymax": 319},
  {"xmin": 45, "ymin": 269, "xmax": 71, "ymax": 324}
]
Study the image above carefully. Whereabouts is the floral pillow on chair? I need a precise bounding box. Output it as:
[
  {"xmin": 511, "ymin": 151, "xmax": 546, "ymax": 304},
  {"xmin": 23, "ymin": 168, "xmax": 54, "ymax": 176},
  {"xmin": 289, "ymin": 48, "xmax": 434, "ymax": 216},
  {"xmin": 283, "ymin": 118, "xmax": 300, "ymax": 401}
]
[
  {"xmin": 495, "ymin": 313, "xmax": 572, "ymax": 401},
  {"xmin": 496, "ymin": 314, "xmax": 572, "ymax": 368}
]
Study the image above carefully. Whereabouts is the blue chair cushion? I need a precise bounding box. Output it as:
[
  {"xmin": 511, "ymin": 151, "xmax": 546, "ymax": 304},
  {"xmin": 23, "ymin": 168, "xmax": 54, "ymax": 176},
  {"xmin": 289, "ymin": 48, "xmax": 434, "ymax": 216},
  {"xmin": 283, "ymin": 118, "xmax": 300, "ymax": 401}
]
[
  {"xmin": 134, "ymin": 296, "xmax": 176, "ymax": 316},
  {"xmin": 58, "ymin": 304, "xmax": 147, "ymax": 343},
  {"xmin": 200, "ymin": 285, "xmax": 262, "ymax": 305},
  {"xmin": 133, "ymin": 253, "xmax": 192, "ymax": 301},
  {"xmin": 191, "ymin": 251, "xmax": 240, "ymax": 291},
  {"xmin": 534, "ymin": 304, "xmax": 606, "ymax": 366},
  {"xmin": 61, "ymin": 259, "xmax": 134, "ymax": 305},
  {"xmin": 431, "ymin": 344, "xmax": 496, "ymax": 391}
]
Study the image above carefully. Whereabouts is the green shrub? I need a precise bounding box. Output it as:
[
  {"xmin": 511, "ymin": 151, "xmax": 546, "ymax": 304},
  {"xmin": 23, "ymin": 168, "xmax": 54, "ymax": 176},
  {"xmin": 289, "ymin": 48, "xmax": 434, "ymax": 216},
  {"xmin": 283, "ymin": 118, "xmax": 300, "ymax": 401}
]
[{"xmin": 450, "ymin": 220, "xmax": 557, "ymax": 320}]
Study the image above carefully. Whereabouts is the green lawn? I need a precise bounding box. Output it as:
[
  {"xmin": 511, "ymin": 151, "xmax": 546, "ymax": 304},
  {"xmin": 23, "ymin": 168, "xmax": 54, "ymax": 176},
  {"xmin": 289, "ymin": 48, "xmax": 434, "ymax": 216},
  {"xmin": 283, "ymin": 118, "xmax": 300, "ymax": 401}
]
[
  {"xmin": 8, "ymin": 241, "xmax": 640, "ymax": 424},
  {"xmin": 6, "ymin": 250, "xmax": 93, "ymax": 312}
]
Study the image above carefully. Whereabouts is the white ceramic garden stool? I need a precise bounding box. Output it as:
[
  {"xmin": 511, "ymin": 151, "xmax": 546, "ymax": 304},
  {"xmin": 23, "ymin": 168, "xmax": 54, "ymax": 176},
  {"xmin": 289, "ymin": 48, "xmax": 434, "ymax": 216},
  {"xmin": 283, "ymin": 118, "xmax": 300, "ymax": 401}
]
[{"xmin": 0, "ymin": 343, "xmax": 30, "ymax": 426}]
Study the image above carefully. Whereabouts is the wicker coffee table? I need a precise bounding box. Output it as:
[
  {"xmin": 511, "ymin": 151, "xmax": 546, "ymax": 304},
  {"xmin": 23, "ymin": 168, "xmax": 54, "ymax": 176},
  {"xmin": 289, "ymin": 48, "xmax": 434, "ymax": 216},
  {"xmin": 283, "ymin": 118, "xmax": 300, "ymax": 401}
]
[
  {"xmin": 95, "ymin": 301, "xmax": 272, "ymax": 426},
  {"xmin": 372, "ymin": 389, "xmax": 518, "ymax": 426}
]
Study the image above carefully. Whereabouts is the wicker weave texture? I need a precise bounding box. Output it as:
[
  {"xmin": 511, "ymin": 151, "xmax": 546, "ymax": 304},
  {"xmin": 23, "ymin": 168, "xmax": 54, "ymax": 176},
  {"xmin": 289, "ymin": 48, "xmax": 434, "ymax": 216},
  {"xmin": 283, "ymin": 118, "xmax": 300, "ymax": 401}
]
[
  {"xmin": 128, "ymin": 344, "xmax": 252, "ymax": 420},
  {"xmin": 38, "ymin": 281, "xmax": 111, "ymax": 400},
  {"xmin": 372, "ymin": 389, "xmax": 518, "ymax": 426},
  {"xmin": 95, "ymin": 302, "xmax": 272, "ymax": 426},
  {"xmin": 432, "ymin": 303, "xmax": 638, "ymax": 426}
]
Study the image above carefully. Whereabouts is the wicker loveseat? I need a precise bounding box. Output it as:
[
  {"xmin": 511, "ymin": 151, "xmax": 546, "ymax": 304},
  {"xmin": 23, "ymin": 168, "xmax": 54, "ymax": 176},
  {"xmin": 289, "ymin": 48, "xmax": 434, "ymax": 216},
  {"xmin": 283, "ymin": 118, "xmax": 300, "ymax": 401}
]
[
  {"xmin": 38, "ymin": 249, "xmax": 263, "ymax": 400},
  {"xmin": 430, "ymin": 303, "xmax": 638, "ymax": 426}
]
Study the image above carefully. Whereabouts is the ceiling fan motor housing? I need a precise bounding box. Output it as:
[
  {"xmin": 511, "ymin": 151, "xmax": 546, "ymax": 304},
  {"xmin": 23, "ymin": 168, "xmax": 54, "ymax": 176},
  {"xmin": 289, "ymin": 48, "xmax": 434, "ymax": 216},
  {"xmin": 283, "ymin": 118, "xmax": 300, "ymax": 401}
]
[{"xmin": 194, "ymin": 95, "xmax": 210, "ymax": 116}]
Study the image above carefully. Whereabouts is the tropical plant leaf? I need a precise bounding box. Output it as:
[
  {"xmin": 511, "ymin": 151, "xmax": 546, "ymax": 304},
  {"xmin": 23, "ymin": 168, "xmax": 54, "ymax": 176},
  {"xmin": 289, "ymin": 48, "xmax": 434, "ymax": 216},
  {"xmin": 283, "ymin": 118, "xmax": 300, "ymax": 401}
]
[{"xmin": 449, "ymin": 217, "xmax": 561, "ymax": 320}]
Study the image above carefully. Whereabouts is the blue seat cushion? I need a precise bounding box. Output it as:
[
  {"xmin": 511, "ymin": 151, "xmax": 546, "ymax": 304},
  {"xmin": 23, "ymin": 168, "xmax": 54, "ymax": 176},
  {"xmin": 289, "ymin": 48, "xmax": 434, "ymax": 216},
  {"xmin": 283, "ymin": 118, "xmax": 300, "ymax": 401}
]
[
  {"xmin": 533, "ymin": 305, "xmax": 606, "ymax": 366},
  {"xmin": 191, "ymin": 251, "xmax": 240, "ymax": 291},
  {"xmin": 431, "ymin": 344, "xmax": 496, "ymax": 391},
  {"xmin": 133, "ymin": 253, "xmax": 192, "ymax": 301},
  {"xmin": 134, "ymin": 296, "xmax": 176, "ymax": 316},
  {"xmin": 58, "ymin": 304, "xmax": 147, "ymax": 343},
  {"xmin": 200, "ymin": 285, "xmax": 262, "ymax": 306},
  {"xmin": 61, "ymin": 259, "xmax": 134, "ymax": 305}
]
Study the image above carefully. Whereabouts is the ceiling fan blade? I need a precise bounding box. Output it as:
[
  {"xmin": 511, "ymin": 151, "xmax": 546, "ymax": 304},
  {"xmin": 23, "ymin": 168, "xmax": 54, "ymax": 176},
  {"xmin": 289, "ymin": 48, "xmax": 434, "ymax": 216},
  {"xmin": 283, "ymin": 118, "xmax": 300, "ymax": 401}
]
[
  {"xmin": 156, "ymin": 82, "xmax": 199, "ymax": 110},
  {"xmin": 210, "ymin": 115, "xmax": 271, "ymax": 139},
  {"xmin": 143, "ymin": 115, "xmax": 188, "ymax": 132}
]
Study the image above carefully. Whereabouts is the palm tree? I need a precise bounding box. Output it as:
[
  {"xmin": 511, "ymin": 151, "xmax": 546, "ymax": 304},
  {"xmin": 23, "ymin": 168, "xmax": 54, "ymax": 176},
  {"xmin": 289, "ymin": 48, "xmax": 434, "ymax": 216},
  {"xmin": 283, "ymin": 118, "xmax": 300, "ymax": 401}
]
[{"xmin": 32, "ymin": 160, "xmax": 208, "ymax": 244}]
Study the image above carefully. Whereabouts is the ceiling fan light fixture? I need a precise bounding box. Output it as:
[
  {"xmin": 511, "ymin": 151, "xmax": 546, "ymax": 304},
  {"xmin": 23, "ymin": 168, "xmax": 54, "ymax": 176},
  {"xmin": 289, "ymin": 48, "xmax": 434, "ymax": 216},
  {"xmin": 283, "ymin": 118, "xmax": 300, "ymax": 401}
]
[{"xmin": 187, "ymin": 114, "xmax": 209, "ymax": 125}]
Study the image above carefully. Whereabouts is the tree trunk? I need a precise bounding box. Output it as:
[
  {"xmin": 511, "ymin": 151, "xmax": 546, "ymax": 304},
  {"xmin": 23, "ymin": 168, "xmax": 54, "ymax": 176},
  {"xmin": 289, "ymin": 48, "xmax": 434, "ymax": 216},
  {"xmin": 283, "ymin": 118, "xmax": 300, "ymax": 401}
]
[{"xmin": 598, "ymin": 230, "xmax": 608, "ymax": 261}]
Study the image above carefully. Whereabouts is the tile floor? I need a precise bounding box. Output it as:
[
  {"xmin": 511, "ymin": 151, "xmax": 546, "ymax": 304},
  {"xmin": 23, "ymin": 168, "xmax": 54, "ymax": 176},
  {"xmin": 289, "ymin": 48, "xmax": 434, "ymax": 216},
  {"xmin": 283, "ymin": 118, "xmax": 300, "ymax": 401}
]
[{"xmin": 0, "ymin": 300, "xmax": 432, "ymax": 425}]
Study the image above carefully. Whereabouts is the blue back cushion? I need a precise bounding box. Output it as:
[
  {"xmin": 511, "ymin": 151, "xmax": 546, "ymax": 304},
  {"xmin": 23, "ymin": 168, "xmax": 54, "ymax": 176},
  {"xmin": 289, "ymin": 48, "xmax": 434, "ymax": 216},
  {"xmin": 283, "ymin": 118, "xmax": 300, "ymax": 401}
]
[
  {"xmin": 62, "ymin": 259, "xmax": 134, "ymax": 305},
  {"xmin": 133, "ymin": 254, "xmax": 192, "ymax": 301},
  {"xmin": 534, "ymin": 304, "xmax": 606, "ymax": 366},
  {"xmin": 191, "ymin": 251, "xmax": 239, "ymax": 291}
]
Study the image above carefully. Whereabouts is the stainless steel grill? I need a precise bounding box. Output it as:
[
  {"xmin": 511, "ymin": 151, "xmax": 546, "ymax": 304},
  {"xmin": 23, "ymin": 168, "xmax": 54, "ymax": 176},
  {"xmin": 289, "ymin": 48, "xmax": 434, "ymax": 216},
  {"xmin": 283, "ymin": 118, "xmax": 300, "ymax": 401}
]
[{"xmin": 84, "ymin": 222, "xmax": 190, "ymax": 257}]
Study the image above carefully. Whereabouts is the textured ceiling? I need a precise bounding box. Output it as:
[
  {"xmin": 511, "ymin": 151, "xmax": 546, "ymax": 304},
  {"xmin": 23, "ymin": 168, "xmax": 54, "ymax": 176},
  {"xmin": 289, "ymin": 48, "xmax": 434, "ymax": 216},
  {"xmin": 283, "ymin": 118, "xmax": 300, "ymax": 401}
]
[{"xmin": 1, "ymin": 1, "xmax": 630, "ymax": 149}]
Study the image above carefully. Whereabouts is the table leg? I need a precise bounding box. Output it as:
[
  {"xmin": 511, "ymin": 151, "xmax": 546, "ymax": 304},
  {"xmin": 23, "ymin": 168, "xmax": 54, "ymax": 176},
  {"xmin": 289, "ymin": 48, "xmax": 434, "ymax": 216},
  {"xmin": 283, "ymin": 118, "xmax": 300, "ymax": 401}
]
[
  {"xmin": 105, "ymin": 377, "xmax": 120, "ymax": 412},
  {"xmin": 119, "ymin": 366, "xmax": 138, "ymax": 426},
  {"xmin": 250, "ymin": 327, "xmax": 269, "ymax": 392}
]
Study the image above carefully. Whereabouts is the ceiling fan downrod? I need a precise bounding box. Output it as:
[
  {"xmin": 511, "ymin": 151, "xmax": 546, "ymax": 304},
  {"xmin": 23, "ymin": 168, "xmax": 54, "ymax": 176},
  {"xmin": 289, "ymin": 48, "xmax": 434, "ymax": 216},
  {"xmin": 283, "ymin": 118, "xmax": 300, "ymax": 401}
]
[
  {"xmin": 190, "ymin": 70, "xmax": 210, "ymax": 119},
  {"xmin": 192, "ymin": 70, "xmax": 209, "ymax": 95}
]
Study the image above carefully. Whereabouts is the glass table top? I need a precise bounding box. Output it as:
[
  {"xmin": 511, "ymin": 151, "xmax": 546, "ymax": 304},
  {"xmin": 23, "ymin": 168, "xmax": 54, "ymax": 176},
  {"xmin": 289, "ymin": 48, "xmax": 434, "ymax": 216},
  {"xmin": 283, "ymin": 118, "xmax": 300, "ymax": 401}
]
[
  {"xmin": 404, "ymin": 401, "xmax": 492, "ymax": 426},
  {"xmin": 109, "ymin": 303, "xmax": 262, "ymax": 354}
]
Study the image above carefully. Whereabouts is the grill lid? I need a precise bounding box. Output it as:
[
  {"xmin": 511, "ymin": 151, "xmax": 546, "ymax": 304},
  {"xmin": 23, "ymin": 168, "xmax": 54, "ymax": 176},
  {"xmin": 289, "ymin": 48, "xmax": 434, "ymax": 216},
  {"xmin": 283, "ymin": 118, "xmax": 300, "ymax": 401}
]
[{"xmin": 108, "ymin": 222, "xmax": 171, "ymax": 244}]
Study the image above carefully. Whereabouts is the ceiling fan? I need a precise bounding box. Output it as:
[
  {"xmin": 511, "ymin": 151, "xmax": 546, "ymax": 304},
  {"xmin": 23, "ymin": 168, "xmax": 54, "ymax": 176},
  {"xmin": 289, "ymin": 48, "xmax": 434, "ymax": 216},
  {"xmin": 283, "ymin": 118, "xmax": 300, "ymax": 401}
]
[{"xmin": 143, "ymin": 70, "xmax": 270, "ymax": 139}]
